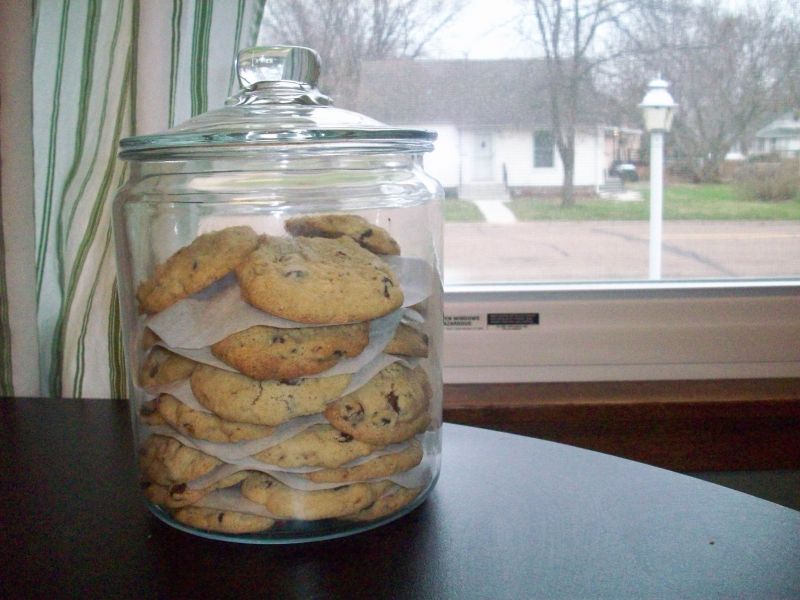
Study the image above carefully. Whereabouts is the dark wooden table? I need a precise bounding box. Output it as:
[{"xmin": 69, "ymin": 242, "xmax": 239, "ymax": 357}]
[{"xmin": 1, "ymin": 398, "xmax": 798, "ymax": 599}]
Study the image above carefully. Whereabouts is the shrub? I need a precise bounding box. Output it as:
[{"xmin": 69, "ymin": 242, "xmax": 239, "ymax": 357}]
[{"xmin": 736, "ymin": 159, "xmax": 800, "ymax": 202}]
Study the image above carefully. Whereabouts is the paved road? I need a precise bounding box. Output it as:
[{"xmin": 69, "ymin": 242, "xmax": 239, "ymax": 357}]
[{"xmin": 443, "ymin": 220, "xmax": 800, "ymax": 284}]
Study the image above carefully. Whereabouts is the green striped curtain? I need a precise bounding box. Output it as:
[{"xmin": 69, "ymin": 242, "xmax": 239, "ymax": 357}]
[{"xmin": 1, "ymin": 0, "xmax": 266, "ymax": 398}]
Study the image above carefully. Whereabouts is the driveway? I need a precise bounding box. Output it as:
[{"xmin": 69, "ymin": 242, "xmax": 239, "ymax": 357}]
[{"xmin": 443, "ymin": 220, "xmax": 800, "ymax": 284}]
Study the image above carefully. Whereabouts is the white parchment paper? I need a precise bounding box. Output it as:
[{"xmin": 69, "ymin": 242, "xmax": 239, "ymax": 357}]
[
  {"xmin": 153, "ymin": 428, "xmax": 436, "ymax": 493},
  {"xmin": 193, "ymin": 487, "xmax": 279, "ymax": 519},
  {"xmin": 148, "ymin": 414, "xmax": 328, "ymax": 462},
  {"xmin": 183, "ymin": 437, "xmax": 418, "ymax": 490},
  {"xmin": 193, "ymin": 472, "xmax": 430, "ymax": 518},
  {"xmin": 146, "ymin": 256, "xmax": 433, "ymax": 348},
  {"xmin": 158, "ymin": 309, "xmax": 405, "ymax": 379}
]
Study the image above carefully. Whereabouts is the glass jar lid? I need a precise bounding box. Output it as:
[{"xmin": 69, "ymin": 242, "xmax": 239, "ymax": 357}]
[{"xmin": 119, "ymin": 46, "xmax": 436, "ymax": 159}]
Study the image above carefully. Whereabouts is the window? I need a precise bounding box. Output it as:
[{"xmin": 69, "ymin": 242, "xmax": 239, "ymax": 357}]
[
  {"xmin": 533, "ymin": 130, "xmax": 554, "ymax": 168},
  {"xmin": 258, "ymin": 0, "xmax": 800, "ymax": 383}
]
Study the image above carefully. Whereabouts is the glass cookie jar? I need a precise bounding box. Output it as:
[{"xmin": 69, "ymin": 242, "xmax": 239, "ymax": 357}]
[{"xmin": 112, "ymin": 46, "xmax": 443, "ymax": 543}]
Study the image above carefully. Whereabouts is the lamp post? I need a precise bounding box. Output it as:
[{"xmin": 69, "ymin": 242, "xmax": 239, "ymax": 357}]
[{"xmin": 639, "ymin": 78, "xmax": 677, "ymax": 280}]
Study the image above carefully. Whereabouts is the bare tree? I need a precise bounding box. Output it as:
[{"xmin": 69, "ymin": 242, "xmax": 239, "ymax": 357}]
[
  {"xmin": 523, "ymin": 0, "xmax": 644, "ymax": 207},
  {"xmin": 612, "ymin": 0, "xmax": 799, "ymax": 182},
  {"xmin": 260, "ymin": 0, "xmax": 465, "ymax": 101}
]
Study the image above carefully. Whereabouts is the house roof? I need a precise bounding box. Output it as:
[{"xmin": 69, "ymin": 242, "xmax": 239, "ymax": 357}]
[
  {"xmin": 338, "ymin": 58, "xmax": 620, "ymax": 129},
  {"xmin": 755, "ymin": 112, "xmax": 800, "ymax": 139}
]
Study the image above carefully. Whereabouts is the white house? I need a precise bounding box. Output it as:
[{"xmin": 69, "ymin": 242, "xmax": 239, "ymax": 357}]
[
  {"xmin": 343, "ymin": 59, "xmax": 641, "ymax": 198},
  {"xmin": 753, "ymin": 112, "xmax": 800, "ymax": 158}
]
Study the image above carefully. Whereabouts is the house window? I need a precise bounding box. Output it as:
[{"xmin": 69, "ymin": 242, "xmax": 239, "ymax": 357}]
[{"xmin": 533, "ymin": 130, "xmax": 554, "ymax": 167}]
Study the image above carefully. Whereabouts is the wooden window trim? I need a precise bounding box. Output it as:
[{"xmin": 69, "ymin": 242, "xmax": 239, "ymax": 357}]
[{"xmin": 444, "ymin": 378, "xmax": 800, "ymax": 472}]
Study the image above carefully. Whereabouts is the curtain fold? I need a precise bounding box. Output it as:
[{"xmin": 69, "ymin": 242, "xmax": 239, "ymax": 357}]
[
  {"xmin": 21, "ymin": 0, "xmax": 266, "ymax": 398},
  {"xmin": 1, "ymin": 0, "xmax": 39, "ymax": 397},
  {"xmin": 0, "ymin": 191, "xmax": 12, "ymax": 397},
  {"xmin": 136, "ymin": 0, "xmax": 266, "ymax": 134},
  {"xmin": 33, "ymin": 0, "xmax": 137, "ymax": 398}
]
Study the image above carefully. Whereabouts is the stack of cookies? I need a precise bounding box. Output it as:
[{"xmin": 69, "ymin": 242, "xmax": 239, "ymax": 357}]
[{"xmin": 134, "ymin": 215, "xmax": 436, "ymax": 536}]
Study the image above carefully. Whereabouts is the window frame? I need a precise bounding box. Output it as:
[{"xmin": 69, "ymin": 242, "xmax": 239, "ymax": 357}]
[{"xmin": 532, "ymin": 129, "xmax": 555, "ymax": 168}]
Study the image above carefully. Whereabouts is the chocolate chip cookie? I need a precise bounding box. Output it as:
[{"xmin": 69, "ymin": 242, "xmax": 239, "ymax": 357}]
[
  {"xmin": 139, "ymin": 434, "xmax": 222, "ymax": 486},
  {"xmin": 241, "ymin": 472, "xmax": 392, "ymax": 520},
  {"xmin": 139, "ymin": 347, "xmax": 198, "ymax": 389},
  {"xmin": 302, "ymin": 438, "xmax": 423, "ymax": 484},
  {"xmin": 141, "ymin": 394, "xmax": 275, "ymax": 443},
  {"xmin": 236, "ymin": 235, "xmax": 403, "ymax": 324},
  {"xmin": 324, "ymin": 364, "xmax": 431, "ymax": 445},
  {"xmin": 342, "ymin": 484, "xmax": 422, "ymax": 522},
  {"xmin": 139, "ymin": 435, "xmax": 247, "ymax": 507},
  {"xmin": 137, "ymin": 225, "xmax": 259, "ymax": 314},
  {"xmin": 210, "ymin": 321, "xmax": 369, "ymax": 380},
  {"xmin": 142, "ymin": 475, "xmax": 247, "ymax": 509},
  {"xmin": 385, "ymin": 322, "xmax": 429, "ymax": 358},
  {"xmin": 252, "ymin": 423, "xmax": 379, "ymax": 469},
  {"xmin": 172, "ymin": 506, "xmax": 275, "ymax": 534},
  {"xmin": 285, "ymin": 213, "xmax": 401, "ymax": 255},
  {"xmin": 190, "ymin": 363, "xmax": 351, "ymax": 426}
]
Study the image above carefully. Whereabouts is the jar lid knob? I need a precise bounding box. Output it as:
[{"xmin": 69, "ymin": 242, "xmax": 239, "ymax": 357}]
[{"xmin": 236, "ymin": 46, "xmax": 321, "ymax": 88}]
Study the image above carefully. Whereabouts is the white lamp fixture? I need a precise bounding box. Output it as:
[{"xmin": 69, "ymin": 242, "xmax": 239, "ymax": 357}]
[
  {"xmin": 639, "ymin": 77, "xmax": 677, "ymax": 133},
  {"xmin": 639, "ymin": 77, "xmax": 677, "ymax": 280}
]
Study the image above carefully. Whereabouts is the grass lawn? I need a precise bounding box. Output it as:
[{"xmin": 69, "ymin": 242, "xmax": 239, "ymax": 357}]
[
  {"xmin": 506, "ymin": 183, "xmax": 800, "ymax": 221},
  {"xmin": 444, "ymin": 198, "xmax": 485, "ymax": 222}
]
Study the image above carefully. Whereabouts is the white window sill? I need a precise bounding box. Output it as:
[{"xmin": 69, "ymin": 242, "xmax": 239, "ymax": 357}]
[{"xmin": 443, "ymin": 280, "xmax": 800, "ymax": 383}]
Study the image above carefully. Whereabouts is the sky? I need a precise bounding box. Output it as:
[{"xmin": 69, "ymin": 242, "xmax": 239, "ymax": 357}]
[
  {"xmin": 423, "ymin": 0, "xmax": 763, "ymax": 60},
  {"xmin": 257, "ymin": 0, "xmax": 769, "ymax": 62},
  {"xmin": 425, "ymin": 0, "xmax": 535, "ymax": 60}
]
